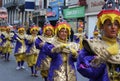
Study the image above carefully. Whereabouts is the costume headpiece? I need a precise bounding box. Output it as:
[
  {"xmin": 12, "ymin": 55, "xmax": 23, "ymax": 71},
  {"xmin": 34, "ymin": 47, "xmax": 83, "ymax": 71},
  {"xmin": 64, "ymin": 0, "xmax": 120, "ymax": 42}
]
[
  {"xmin": 93, "ymin": 30, "xmax": 99, "ymax": 35},
  {"xmin": 29, "ymin": 14, "xmax": 39, "ymax": 33},
  {"xmin": 6, "ymin": 23, "xmax": 12, "ymax": 31},
  {"xmin": 0, "ymin": 26, "xmax": 6, "ymax": 31},
  {"xmin": 0, "ymin": 21, "xmax": 10, "ymax": 31},
  {"xmin": 55, "ymin": 7, "xmax": 71, "ymax": 35},
  {"xmin": 30, "ymin": 24, "xmax": 39, "ymax": 33},
  {"xmin": 43, "ymin": 16, "xmax": 54, "ymax": 34},
  {"xmin": 97, "ymin": 0, "xmax": 120, "ymax": 29},
  {"xmin": 93, "ymin": 25, "xmax": 99, "ymax": 35},
  {"xmin": 17, "ymin": 25, "xmax": 25, "ymax": 32},
  {"xmin": 78, "ymin": 27, "xmax": 83, "ymax": 32}
]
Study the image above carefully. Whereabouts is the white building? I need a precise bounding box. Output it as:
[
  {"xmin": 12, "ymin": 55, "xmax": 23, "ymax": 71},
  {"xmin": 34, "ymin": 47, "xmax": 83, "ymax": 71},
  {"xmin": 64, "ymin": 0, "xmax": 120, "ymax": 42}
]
[{"xmin": 2, "ymin": 0, "xmax": 47, "ymax": 27}]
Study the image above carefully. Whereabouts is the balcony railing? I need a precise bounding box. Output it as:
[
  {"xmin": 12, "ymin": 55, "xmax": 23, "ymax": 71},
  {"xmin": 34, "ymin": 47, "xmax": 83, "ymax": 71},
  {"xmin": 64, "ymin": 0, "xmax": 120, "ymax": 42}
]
[{"xmin": 4, "ymin": 0, "xmax": 25, "ymax": 8}]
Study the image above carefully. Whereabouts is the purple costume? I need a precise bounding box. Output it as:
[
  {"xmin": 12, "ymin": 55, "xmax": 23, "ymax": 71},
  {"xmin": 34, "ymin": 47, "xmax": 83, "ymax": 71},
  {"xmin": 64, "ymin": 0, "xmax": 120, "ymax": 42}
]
[
  {"xmin": 42, "ymin": 39, "xmax": 79, "ymax": 81},
  {"xmin": 77, "ymin": 48, "xmax": 110, "ymax": 81}
]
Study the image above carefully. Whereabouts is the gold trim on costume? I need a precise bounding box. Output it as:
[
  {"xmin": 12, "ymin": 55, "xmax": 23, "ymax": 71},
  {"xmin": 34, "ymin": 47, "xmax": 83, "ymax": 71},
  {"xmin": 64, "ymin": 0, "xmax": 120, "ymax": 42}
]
[
  {"xmin": 53, "ymin": 63, "xmax": 77, "ymax": 81},
  {"xmin": 40, "ymin": 56, "xmax": 51, "ymax": 70},
  {"xmin": 83, "ymin": 38, "xmax": 120, "ymax": 64}
]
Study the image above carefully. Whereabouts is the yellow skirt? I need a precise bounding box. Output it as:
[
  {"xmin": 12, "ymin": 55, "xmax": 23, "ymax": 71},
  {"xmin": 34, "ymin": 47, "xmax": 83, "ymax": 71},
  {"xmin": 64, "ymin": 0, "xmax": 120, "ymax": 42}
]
[
  {"xmin": 2, "ymin": 47, "xmax": 6, "ymax": 54},
  {"xmin": 25, "ymin": 54, "xmax": 38, "ymax": 67},
  {"xmin": 15, "ymin": 53, "xmax": 25, "ymax": 62},
  {"xmin": 3, "ymin": 47, "xmax": 12, "ymax": 54}
]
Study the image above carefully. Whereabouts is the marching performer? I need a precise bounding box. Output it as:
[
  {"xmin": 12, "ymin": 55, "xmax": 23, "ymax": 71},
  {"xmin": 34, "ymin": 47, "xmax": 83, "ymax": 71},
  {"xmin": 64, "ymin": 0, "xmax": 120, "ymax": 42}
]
[
  {"xmin": 0, "ymin": 25, "xmax": 6, "ymax": 58},
  {"xmin": 0, "ymin": 7, "xmax": 8, "ymax": 58},
  {"xmin": 40, "ymin": 12, "xmax": 79, "ymax": 81},
  {"xmin": 73, "ymin": 26, "xmax": 87, "ymax": 50},
  {"xmin": 77, "ymin": 0, "xmax": 120, "ymax": 81},
  {"xmin": 90, "ymin": 28, "xmax": 101, "ymax": 40},
  {"xmin": 25, "ymin": 24, "xmax": 39, "ymax": 77},
  {"xmin": 35, "ymin": 16, "xmax": 54, "ymax": 81},
  {"xmin": 1, "ymin": 25, "xmax": 14, "ymax": 61},
  {"xmin": 13, "ymin": 25, "xmax": 26, "ymax": 70}
]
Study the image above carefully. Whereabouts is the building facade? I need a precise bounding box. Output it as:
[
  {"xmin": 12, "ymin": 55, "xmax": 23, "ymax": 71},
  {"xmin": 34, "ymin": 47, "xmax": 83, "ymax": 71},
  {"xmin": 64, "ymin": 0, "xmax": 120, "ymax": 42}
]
[
  {"xmin": 2, "ymin": 0, "xmax": 47, "ymax": 28},
  {"xmin": 85, "ymin": 0, "xmax": 105, "ymax": 38},
  {"xmin": 2, "ymin": 0, "xmax": 26, "ymax": 26},
  {"xmin": 2, "ymin": 0, "xmax": 113, "ymax": 38},
  {"xmin": 63, "ymin": 0, "xmax": 87, "ymax": 33},
  {"xmin": 33, "ymin": 0, "xmax": 47, "ymax": 28}
]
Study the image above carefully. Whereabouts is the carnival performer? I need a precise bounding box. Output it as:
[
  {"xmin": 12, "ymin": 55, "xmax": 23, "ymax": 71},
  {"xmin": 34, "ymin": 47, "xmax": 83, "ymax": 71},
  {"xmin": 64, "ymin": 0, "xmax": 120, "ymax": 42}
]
[
  {"xmin": 0, "ymin": 26, "xmax": 6, "ymax": 58},
  {"xmin": 41, "ymin": 14, "xmax": 79, "ymax": 81},
  {"xmin": 25, "ymin": 24, "xmax": 39, "ymax": 77},
  {"xmin": 73, "ymin": 26, "xmax": 87, "ymax": 50},
  {"xmin": 0, "ymin": 7, "xmax": 8, "ymax": 58},
  {"xmin": 77, "ymin": 0, "xmax": 120, "ymax": 81},
  {"xmin": 13, "ymin": 25, "xmax": 26, "ymax": 70},
  {"xmin": 35, "ymin": 17, "xmax": 54, "ymax": 81},
  {"xmin": 90, "ymin": 29, "xmax": 101, "ymax": 40},
  {"xmin": 1, "ymin": 25, "xmax": 14, "ymax": 61}
]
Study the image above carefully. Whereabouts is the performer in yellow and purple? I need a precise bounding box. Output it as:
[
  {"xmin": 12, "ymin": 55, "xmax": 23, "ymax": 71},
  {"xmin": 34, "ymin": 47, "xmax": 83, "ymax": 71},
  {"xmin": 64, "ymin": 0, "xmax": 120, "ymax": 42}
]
[
  {"xmin": 40, "ymin": 10, "xmax": 79, "ymax": 80},
  {"xmin": 73, "ymin": 26, "xmax": 87, "ymax": 50},
  {"xmin": 35, "ymin": 16, "xmax": 54, "ymax": 81},
  {"xmin": 90, "ymin": 28, "xmax": 101, "ymax": 40},
  {"xmin": 0, "ymin": 7, "xmax": 8, "ymax": 58},
  {"xmin": 25, "ymin": 24, "xmax": 39, "ymax": 77},
  {"xmin": 1, "ymin": 25, "xmax": 14, "ymax": 61},
  {"xmin": 13, "ymin": 25, "xmax": 26, "ymax": 70},
  {"xmin": 77, "ymin": 0, "xmax": 120, "ymax": 81},
  {"xmin": 0, "ymin": 25, "xmax": 8, "ymax": 59},
  {"xmin": 0, "ymin": 26, "xmax": 6, "ymax": 58}
]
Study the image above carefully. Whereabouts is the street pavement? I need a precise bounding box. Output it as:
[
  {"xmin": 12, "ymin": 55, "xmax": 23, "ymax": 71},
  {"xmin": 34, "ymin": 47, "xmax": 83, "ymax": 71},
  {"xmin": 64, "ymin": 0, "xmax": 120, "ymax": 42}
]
[
  {"xmin": 0, "ymin": 52, "xmax": 88, "ymax": 81},
  {"xmin": 0, "ymin": 54, "xmax": 44, "ymax": 81}
]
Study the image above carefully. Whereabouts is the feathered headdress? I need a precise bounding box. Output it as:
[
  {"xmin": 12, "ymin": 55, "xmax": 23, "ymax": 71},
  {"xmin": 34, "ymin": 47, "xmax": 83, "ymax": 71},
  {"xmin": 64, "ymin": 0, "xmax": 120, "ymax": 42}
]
[
  {"xmin": 43, "ymin": 16, "xmax": 54, "ymax": 35},
  {"xmin": 17, "ymin": 25, "xmax": 25, "ymax": 32},
  {"xmin": 55, "ymin": 7, "xmax": 71, "ymax": 35},
  {"xmin": 93, "ymin": 25, "xmax": 99, "ymax": 35},
  {"xmin": 30, "ymin": 24, "xmax": 39, "ymax": 33},
  {"xmin": 97, "ymin": 0, "xmax": 120, "ymax": 29},
  {"xmin": 29, "ymin": 14, "xmax": 39, "ymax": 33}
]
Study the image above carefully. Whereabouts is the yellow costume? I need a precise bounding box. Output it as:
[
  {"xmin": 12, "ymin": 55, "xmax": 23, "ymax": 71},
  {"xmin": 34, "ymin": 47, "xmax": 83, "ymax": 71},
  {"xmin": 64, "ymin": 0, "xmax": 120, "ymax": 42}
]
[
  {"xmin": 25, "ymin": 25, "xmax": 39, "ymax": 76},
  {"xmin": 14, "ymin": 26, "xmax": 26, "ymax": 70},
  {"xmin": 43, "ymin": 19, "xmax": 79, "ymax": 81},
  {"xmin": 35, "ymin": 22, "xmax": 54, "ymax": 79}
]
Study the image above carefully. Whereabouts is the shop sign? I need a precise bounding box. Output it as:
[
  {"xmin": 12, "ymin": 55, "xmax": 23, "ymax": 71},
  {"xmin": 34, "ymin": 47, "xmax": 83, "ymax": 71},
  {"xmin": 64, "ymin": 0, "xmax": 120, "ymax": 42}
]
[
  {"xmin": 63, "ymin": 6, "xmax": 85, "ymax": 19},
  {"xmin": 46, "ymin": 11, "xmax": 56, "ymax": 17},
  {"xmin": 66, "ymin": 0, "xmax": 79, "ymax": 6},
  {"xmin": 47, "ymin": 6, "xmax": 59, "ymax": 21},
  {"xmin": 25, "ymin": 0, "xmax": 35, "ymax": 11},
  {"xmin": 49, "ymin": 0, "xmax": 64, "ymax": 7}
]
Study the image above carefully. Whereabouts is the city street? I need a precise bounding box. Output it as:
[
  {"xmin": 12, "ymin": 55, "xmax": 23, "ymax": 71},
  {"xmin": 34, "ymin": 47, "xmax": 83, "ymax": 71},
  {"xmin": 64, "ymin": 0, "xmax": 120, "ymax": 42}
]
[
  {"xmin": 0, "ymin": 0, "xmax": 120, "ymax": 81},
  {"xmin": 0, "ymin": 54, "xmax": 43, "ymax": 81},
  {"xmin": 0, "ymin": 50, "xmax": 88, "ymax": 81}
]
